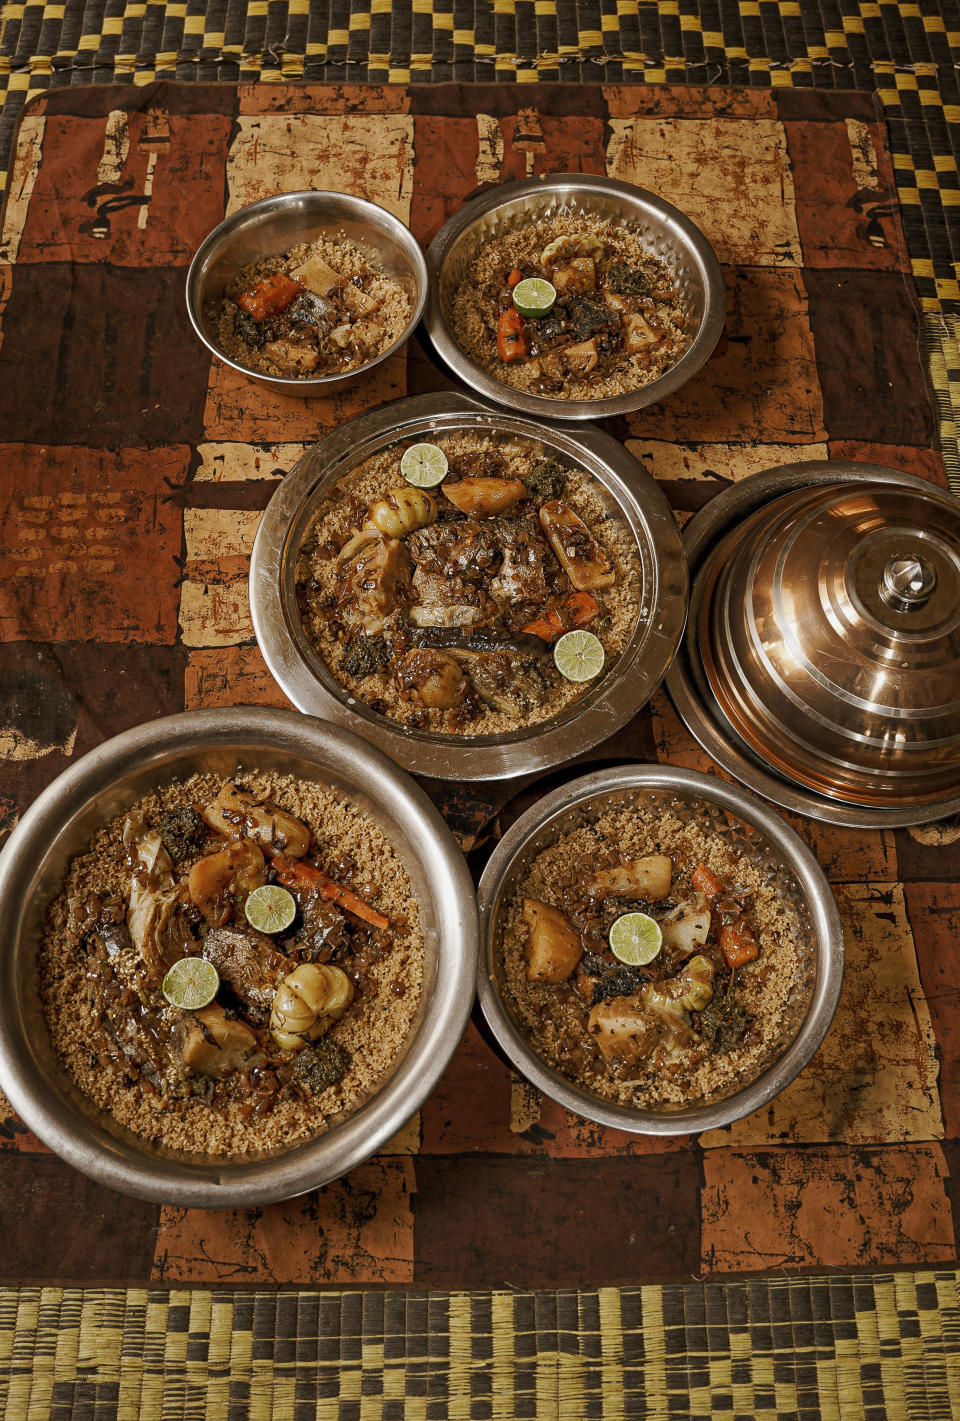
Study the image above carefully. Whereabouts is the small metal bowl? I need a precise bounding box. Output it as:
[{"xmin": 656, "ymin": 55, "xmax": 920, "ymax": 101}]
[
  {"xmin": 250, "ymin": 391, "xmax": 688, "ymax": 781},
  {"xmin": 0, "ymin": 708, "xmax": 477, "ymax": 1206},
  {"xmin": 424, "ymin": 174, "xmax": 726, "ymax": 421},
  {"xmin": 186, "ymin": 191, "xmax": 428, "ymax": 397},
  {"xmin": 478, "ymin": 765, "xmax": 843, "ymax": 1135}
]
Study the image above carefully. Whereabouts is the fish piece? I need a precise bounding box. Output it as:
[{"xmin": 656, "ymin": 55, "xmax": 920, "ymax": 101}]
[
  {"xmin": 407, "ymin": 519, "xmax": 502, "ymax": 574},
  {"xmin": 203, "ymin": 783, "xmax": 311, "ymax": 859},
  {"xmin": 290, "ymin": 254, "xmax": 342, "ymax": 297},
  {"xmin": 447, "ymin": 646, "xmax": 548, "ymax": 715},
  {"xmin": 335, "ymin": 531, "xmax": 411, "ymax": 635},
  {"xmin": 538, "ymin": 500, "xmax": 616, "ymax": 592},
  {"xmin": 201, "ymin": 926, "xmax": 294, "ymax": 1011}
]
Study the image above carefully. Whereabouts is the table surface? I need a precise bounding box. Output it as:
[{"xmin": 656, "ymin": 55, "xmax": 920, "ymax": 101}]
[{"xmin": 0, "ymin": 79, "xmax": 957, "ymax": 1298}]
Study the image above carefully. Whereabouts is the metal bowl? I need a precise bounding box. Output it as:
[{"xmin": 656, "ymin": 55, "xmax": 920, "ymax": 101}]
[
  {"xmin": 185, "ymin": 191, "xmax": 428, "ymax": 397},
  {"xmin": 424, "ymin": 174, "xmax": 726, "ymax": 421},
  {"xmin": 667, "ymin": 461, "xmax": 960, "ymax": 828},
  {"xmin": 0, "ymin": 708, "xmax": 477, "ymax": 1206},
  {"xmin": 250, "ymin": 390, "xmax": 688, "ymax": 780},
  {"xmin": 478, "ymin": 764, "xmax": 843, "ymax": 1135}
]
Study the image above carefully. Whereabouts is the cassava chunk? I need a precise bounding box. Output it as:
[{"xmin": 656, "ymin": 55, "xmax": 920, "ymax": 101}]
[
  {"xmin": 586, "ymin": 854, "xmax": 672, "ymax": 902},
  {"xmin": 522, "ymin": 898, "xmax": 582, "ymax": 983}
]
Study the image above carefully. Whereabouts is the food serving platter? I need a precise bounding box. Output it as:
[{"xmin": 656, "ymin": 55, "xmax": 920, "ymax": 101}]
[
  {"xmin": 666, "ymin": 461, "xmax": 960, "ymax": 829},
  {"xmin": 0, "ymin": 708, "xmax": 478, "ymax": 1207},
  {"xmin": 424, "ymin": 173, "xmax": 726, "ymax": 421},
  {"xmin": 477, "ymin": 764, "xmax": 844, "ymax": 1135},
  {"xmin": 250, "ymin": 391, "xmax": 688, "ymax": 780}
]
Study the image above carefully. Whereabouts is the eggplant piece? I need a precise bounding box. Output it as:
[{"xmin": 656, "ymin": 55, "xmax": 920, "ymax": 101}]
[
  {"xmin": 538, "ymin": 500, "xmax": 615, "ymax": 592},
  {"xmin": 522, "ymin": 898, "xmax": 582, "ymax": 982}
]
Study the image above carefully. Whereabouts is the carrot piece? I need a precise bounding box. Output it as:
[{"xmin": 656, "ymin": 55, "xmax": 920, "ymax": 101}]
[
  {"xmin": 496, "ymin": 308, "xmax": 528, "ymax": 363},
  {"xmin": 271, "ymin": 856, "xmax": 389, "ymax": 930},
  {"xmin": 719, "ymin": 923, "xmax": 760, "ymax": 969},
  {"xmin": 691, "ymin": 864, "xmax": 724, "ymax": 899},
  {"xmin": 507, "ymin": 268, "xmax": 523, "ymax": 288},
  {"xmin": 236, "ymin": 273, "xmax": 301, "ymax": 321},
  {"xmin": 522, "ymin": 591, "xmax": 600, "ymax": 643}
]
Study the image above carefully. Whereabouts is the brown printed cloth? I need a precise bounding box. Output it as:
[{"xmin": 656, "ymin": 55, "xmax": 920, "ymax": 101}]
[{"xmin": 0, "ymin": 81, "xmax": 954, "ymax": 1290}]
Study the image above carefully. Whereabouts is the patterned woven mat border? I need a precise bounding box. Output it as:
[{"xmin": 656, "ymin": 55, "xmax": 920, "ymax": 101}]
[{"xmin": 2, "ymin": 1271, "xmax": 959, "ymax": 1418}]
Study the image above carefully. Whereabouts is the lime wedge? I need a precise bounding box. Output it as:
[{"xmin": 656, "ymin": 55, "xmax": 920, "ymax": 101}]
[
  {"xmin": 513, "ymin": 277, "xmax": 556, "ymax": 319},
  {"xmin": 400, "ymin": 442, "xmax": 449, "ymax": 488},
  {"xmin": 162, "ymin": 957, "xmax": 219, "ymax": 1011},
  {"xmin": 553, "ymin": 629, "xmax": 605, "ymax": 683},
  {"xmin": 609, "ymin": 912, "xmax": 663, "ymax": 966},
  {"xmin": 245, "ymin": 884, "xmax": 297, "ymax": 934}
]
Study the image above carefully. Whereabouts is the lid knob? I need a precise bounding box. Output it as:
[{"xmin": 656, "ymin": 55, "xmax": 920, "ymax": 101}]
[{"xmin": 879, "ymin": 552, "xmax": 938, "ymax": 613}]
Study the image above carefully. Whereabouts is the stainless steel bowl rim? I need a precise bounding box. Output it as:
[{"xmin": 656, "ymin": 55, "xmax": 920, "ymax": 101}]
[
  {"xmin": 477, "ymin": 762, "xmax": 844, "ymax": 1135},
  {"xmin": 250, "ymin": 390, "xmax": 688, "ymax": 780},
  {"xmin": 666, "ymin": 459, "xmax": 960, "ymax": 827},
  {"xmin": 0, "ymin": 707, "xmax": 478, "ymax": 1206},
  {"xmin": 185, "ymin": 190, "xmax": 428, "ymax": 393},
  {"xmin": 424, "ymin": 173, "xmax": 727, "ymax": 421}
]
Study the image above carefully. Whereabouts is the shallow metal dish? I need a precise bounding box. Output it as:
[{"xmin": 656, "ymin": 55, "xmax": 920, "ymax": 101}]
[
  {"xmin": 478, "ymin": 764, "xmax": 843, "ymax": 1136},
  {"xmin": 0, "ymin": 708, "xmax": 477, "ymax": 1206},
  {"xmin": 424, "ymin": 174, "xmax": 726, "ymax": 421},
  {"xmin": 250, "ymin": 391, "xmax": 688, "ymax": 780},
  {"xmin": 666, "ymin": 461, "xmax": 960, "ymax": 828},
  {"xmin": 186, "ymin": 191, "xmax": 428, "ymax": 397}
]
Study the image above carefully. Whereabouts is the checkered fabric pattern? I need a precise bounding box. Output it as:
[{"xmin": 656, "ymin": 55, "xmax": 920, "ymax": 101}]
[{"xmin": 2, "ymin": 1273, "xmax": 959, "ymax": 1418}]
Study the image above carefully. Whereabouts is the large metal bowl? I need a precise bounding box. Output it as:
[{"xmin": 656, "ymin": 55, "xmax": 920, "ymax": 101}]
[
  {"xmin": 250, "ymin": 391, "xmax": 688, "ymax": 780},
  {"xmin": 186, "ymin": 191, "xmax": 428, "ymax": 397},
  {"xmin": 424, "ymin": 174, "xmax": 726, "ymax": 421},
  {"xmin": 0, "ymin": 708, "xmax": 477, "ymax": 1206},
  {"xmin": 478, "ymin": 765, "xmax": 843, "ymax": 1136}
]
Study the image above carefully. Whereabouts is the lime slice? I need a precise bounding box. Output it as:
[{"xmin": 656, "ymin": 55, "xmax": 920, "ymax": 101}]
[
  {"xmin": 162, "ymin": 957, "xmax": 219, "ymax": 1011},
  {"xmin": 400, "ymin": 442, "xmax": 449, "ymax": 488},
  {"xmin": 513, "ymin": 277, "xmax": 557, "ymax": 319},
  {"xmin": 553, "ymin": 629, "xmax": 605, "ymax": 683},
  {"xmin": 609, "ymin": 912, "xmax": 663, "ymax": 966},
  {"xmin": 245, "ymin": 884, "xmax": 297, "ymax": 934}
]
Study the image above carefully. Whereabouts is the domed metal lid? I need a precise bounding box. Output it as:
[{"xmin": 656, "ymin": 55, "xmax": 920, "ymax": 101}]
[{"xmin": 697, "ymin": 474, "xmax": 960, "ymax": 807}]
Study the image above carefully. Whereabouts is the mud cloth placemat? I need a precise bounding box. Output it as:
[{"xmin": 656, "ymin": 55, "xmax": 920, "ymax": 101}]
[{"xmin": 1, "ymin": 85, "xmax": 960, "ymax": 1398}]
